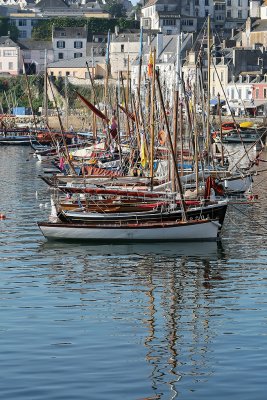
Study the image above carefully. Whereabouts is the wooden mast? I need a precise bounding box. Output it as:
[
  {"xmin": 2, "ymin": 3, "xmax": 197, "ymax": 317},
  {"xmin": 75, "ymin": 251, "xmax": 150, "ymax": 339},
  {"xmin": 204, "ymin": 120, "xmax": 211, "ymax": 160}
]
[
  {"xmin": 217, "ymin": 92, "xmax": 224, "ymax": 166},
  {"xmin": 206, "ymin": 15, "xmax": 211, "ymax": 153},
  {"xmin": 156, "ymin": 69, "xmax": 187, "ymax": 221},
  {"xmin": 149, "ymin": 48, "xmax": 156, "ymax": 186}
]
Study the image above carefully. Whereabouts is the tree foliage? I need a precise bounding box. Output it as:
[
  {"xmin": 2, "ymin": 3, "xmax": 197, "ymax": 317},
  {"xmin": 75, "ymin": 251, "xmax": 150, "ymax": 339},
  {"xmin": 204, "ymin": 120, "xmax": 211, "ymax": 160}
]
[
  {"xmin": 0, "ymin": 76, "xmax": 44, "ymax": 113},
  {"xmin": 0, "ymin": 17, "xmax": 19, "ymax": 40},
  {"xmin": 103, "ymin": 0, "xmax": 126, "ymax": 18},
  {"xmin": 31, "ymin": 17, "xmax": 137, "ymax": 40}
]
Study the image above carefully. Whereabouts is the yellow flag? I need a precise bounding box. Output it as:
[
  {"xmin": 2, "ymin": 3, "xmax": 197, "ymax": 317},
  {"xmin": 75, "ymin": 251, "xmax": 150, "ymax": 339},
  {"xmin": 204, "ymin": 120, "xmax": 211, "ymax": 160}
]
[{"xmin": 140, "ymin": 132, "xmax": 147, "ymax": 168}]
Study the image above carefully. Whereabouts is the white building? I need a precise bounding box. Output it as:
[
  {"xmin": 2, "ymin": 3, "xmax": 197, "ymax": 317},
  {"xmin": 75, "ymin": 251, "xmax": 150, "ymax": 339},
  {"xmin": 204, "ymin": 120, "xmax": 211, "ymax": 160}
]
[
  {"xmin": 0, "ymin": 36, "xmax": 22, "ymax": 75},
  {"xmin": 141, "ymin": 0, "xmax": 197, "ymax": 34},
  {"xmin": 52, "ymin": 26, "xmax": 87, "ymax": 62},
  {"xmin": 226, "ymin": 0, "xmax": 250, "ymax": 20}
]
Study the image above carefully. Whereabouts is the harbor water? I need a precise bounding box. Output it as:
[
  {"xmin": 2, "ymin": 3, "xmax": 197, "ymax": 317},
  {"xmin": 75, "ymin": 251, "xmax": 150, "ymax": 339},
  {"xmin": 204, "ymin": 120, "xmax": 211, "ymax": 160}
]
[{"xmin": 0, "ymin": 146, "xmax": 267, "ymax": 399}]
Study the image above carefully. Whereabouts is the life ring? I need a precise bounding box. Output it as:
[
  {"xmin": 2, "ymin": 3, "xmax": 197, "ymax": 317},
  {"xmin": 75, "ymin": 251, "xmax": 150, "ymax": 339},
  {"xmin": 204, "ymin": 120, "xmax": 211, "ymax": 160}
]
[{"xmin": 158, "ymin": 130, "xmax": 167, "ymax": 146}]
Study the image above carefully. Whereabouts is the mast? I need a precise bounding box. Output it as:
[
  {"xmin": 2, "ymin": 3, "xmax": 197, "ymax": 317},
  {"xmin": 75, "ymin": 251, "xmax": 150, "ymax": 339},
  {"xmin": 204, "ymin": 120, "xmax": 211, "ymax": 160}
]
[
  {"xmin": 156, "ymin": 70, "xmax": 187, "ymax": 220},
  {"xmin": 64, "ymin": 75, "xmax": 69, "ymax": 131},
  {"xmin": 104, "ymin": 30, "xmax": 110, "ymax": 122},
  {"xmin": 217, "ymin": 92, "xmax": 224, "ymax": 166},
  {"xmin": 137, "ymin": 27, "xmax": 143, "ymax": 100},
  {"xmin": 43, "ymin": 49, "xmax": 48, "ymax": 126},
  {"xmin": 22, "ymin": 56, "xmax": 38, "ymax": 133},
  {"xmin": 149, "ymin": 48, "xmax": 156, "ymax": 185},
  {"xmin": 206, "ymin": 15, "xmax": 211, "ymax": 152}
]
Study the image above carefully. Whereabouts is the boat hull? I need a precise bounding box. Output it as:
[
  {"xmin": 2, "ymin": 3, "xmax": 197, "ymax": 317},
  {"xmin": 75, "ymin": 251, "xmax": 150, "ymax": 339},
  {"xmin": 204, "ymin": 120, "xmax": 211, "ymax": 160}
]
[
  {"xmin": 38, "ymin": 219, "xmax": 221, "ymax": 242},
  {"xmin": 0, "ymin": 136, "xmax": 37, "ymax": 145}
]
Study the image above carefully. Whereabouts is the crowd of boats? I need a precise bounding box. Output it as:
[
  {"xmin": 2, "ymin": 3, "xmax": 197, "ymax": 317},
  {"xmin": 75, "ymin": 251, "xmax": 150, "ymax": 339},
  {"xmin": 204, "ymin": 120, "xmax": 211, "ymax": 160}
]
[
  {"xmin": 1, "ymin": 56, "xmax": 266, "ymax": 244},
  {"xmin": 1, "ymin": 103, "xmax": 265, "ymax": 243}
]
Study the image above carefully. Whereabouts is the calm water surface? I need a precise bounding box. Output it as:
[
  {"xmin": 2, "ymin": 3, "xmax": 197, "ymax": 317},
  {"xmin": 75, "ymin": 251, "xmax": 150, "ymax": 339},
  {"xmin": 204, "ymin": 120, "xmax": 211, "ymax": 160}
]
[{"xmin": 0, "ymin": 146, "xmax": 267, "ymax": 400}]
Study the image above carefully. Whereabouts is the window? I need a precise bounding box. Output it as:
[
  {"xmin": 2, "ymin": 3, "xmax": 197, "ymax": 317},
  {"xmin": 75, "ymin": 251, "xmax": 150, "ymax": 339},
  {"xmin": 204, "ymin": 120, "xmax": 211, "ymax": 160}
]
[
  {"xmin": 255, "ymin": 88, "xmax": 259, "ymax": 99},
  {"xmin": 264, "ymin": 88, "xmax": 267, "ymax": 98},
  {"xmin": 163, "ymin": 19, "xmax": 176, "ymax": 26},
  {"xmin": 182, "ymin": 19, "xmax": 193, "ymax": 26},
  {"xmin": 19, "ymin": 31, "xmax": 27, "ymax": 38},
  {"xmin": 8, "ymin": 62, "xmax": 13, "ymax": 70},
  {"xmin": 31, "ymin": 20, "xmax": 38, "ymax": 26},
  {"xmin": 74, "ymin": 53, "xmax": 82, "ymax": 58},
  {"xmin": 0, "ymin": 62, "xmax": 2, "ymax": 70},
  {"xmin": 195, "ymin": 0, "xmax": 199, "ymax": 5},
  {"xmin": 74, "ymin": 41, "xmax": 83, "ymax": 49},
  {"xmin": 166, "ymin": 30, "xmax": 172, "ymax": 35},
  {"xmin": 227, "ymin": 11, "xmax": 231, "ymax": 18},
  {"xmin": 85, "ymin": 72, "xmax": 89, "ymax": 79},
  {"xmin": 205, "ymin": 0, "xmax": 209, "ymax": 6},
  {"xmin": 60, "ymin": 32, "xmax": 66, "ymax": 37},
  {"xmin": 57, "ymin": 41, "xmax": 65, "ymax": 49},
  {"xmin": 3, "ymin": 50, "xmax": 16, "ymax": 56},
  {"xmin": 221, "ymin": 72, "xmax": 224, "ymax": 82},
  {"xmin": 227, "ymin": 0, "xmax": 231, "ymax": 5},
  {"xmin": 66, "ymin": 71, "xmax": 70, "ymax": 76},
  {"xmin": 238, "ymin": 0, "xmax": 241, "ymax": 6},
  {"xmin": 238, "ymin": 10, "xmax": 242, "ymax": 19},
  {"xmin": 58, "ymin": 71, "xmax": 62, "ymax": 76},
  {"xmin": 121, "ymin": 44, "xmax": 124, "ymax": 52},
  {"xmin": 58, "ymin": 53, "xmax": 64, "ymax": 59},
  {"xmin": 18, "ymin": 19, "xmax": 27, "ymax": 26}
]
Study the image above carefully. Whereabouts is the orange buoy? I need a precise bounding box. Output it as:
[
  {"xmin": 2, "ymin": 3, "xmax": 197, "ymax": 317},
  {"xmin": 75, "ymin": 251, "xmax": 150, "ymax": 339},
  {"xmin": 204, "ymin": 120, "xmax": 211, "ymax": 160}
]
[{"xmin": 0, "ymin": 214, "xmax": 6, "ymax": 220}]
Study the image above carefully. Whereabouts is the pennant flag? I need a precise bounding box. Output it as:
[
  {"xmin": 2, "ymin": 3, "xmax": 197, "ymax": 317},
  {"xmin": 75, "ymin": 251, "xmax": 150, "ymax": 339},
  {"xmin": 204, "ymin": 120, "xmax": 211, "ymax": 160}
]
[
  {"xmin": 147, "ymin": 50, "xmax": 153, "ymax": 78},
  {"xmin": 76, "ymin": 91, "xmax": 109, "ymax": 122},
  {"xmin": 140, "ymin": 131, "xmax": 147, "ymax": 168}
]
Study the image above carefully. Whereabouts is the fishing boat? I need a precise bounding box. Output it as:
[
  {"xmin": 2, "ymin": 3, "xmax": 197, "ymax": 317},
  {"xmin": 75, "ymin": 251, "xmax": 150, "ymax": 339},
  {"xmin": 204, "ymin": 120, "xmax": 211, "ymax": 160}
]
[
  {"xmin": 0, "ymin": 128, "xmax": 37, "ymax": 145},
  {"xmin": 57, "ymin": 199, "xmax": 228, "ymax": 227},
  {"xmin": 38, "ymin": 218, "xmax": 221, "ymax": 242},
  {"xmin": 222, "ymin": 129, "xmax": 262, "ymax": 144}
]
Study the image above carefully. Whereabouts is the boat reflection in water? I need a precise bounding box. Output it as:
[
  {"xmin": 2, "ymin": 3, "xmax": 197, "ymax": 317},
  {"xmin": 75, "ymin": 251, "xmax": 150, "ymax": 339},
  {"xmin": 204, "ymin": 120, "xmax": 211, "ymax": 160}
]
[{"xmin": 41, "ymin": 239, "xmax": 225, "ymax": 260}]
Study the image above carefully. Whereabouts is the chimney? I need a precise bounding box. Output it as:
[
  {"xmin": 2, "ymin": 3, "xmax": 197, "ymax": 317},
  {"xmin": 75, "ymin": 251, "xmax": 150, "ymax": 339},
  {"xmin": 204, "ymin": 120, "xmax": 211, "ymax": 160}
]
[
  {"xmin": 115, "ymin": 26, "xmax": 119, "ymax": 37},
  {"xmin": 156, "ymin": 32, "xmax": 163, "ymax": 57}
]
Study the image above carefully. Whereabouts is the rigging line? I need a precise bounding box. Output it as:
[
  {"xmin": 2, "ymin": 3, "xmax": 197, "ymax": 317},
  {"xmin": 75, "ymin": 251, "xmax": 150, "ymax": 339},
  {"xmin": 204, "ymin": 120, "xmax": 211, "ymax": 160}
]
[
  {"xmin": 211, "ymin": 57, "xmax": 253, "ymax": 165},
  {"xmin": 229, "ymin": 203, "xmax": 267, "ymax": 233},
  {"xmin": 212, "ymin": 27, "xmax": 251, "ymax": 118}
]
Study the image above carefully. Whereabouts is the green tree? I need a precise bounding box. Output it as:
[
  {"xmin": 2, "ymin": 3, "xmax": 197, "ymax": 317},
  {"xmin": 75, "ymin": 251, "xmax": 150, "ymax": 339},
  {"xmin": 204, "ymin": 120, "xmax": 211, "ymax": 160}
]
[
  {"xmin": 104, "ymin": 0, "xmax": 126, "ymax": 18},
  {"xmin": 0, "ymin": 17, "xmax": 19, "ymax": 40}
]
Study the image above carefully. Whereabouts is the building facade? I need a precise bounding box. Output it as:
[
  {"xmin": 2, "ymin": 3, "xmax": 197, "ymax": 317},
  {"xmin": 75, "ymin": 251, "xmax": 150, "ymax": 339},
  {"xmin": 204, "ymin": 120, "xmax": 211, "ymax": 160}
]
[
  {"xmin": 52, "ymin": 26, "xmax": 87, "ymax": 62},
  {"xmin": 0, "ymin": 36, "xmax": 22, "ymax": 75}
]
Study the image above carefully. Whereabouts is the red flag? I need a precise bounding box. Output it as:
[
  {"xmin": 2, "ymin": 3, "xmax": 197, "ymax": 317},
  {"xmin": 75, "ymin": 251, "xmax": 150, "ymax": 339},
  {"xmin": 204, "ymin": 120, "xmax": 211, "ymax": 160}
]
[{"xmin": 76, "ymin": 91, "xmax": 109, "ymax": 122}]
